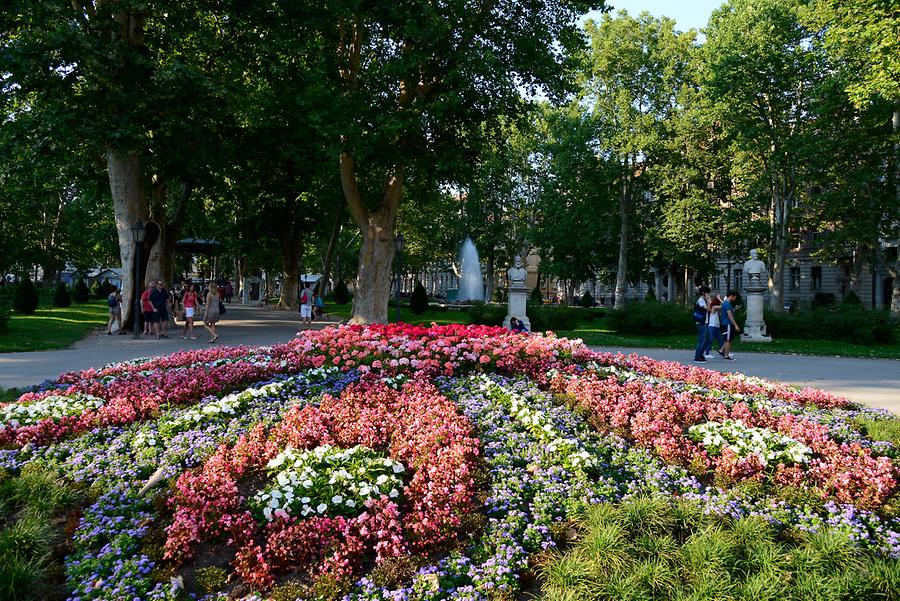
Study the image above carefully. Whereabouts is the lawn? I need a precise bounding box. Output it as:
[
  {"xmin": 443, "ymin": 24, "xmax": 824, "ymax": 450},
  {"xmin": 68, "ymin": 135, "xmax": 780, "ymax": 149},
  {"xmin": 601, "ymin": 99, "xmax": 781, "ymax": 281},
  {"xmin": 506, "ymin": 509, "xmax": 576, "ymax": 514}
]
[
  {"xmin": 557, "ymin": 324, "xmax": 900, "ymax": 360},
  {"xmin": 0, "ymin": 301, "xmax": 109, "ymax": 353}
]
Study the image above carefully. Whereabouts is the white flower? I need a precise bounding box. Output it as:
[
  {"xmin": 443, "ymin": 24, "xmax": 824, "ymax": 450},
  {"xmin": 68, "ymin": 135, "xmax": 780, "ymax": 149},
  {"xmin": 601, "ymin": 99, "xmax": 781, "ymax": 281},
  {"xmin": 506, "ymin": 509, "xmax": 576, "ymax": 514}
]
[
  {"xmin": 331, "ymin": 495, "xmax": 343, "ymax": 504},
  {"xmin": 317, "ymin": 503, "xmax": 327, "ymax": 514}
]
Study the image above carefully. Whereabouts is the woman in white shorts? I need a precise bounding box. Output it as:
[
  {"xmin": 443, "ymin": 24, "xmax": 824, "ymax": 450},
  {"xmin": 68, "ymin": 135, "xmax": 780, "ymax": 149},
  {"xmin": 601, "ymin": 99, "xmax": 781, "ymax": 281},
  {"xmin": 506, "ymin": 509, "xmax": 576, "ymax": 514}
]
[{"xmin": 181, "ymin": 284, "xmax": 198, "ymax": 340}]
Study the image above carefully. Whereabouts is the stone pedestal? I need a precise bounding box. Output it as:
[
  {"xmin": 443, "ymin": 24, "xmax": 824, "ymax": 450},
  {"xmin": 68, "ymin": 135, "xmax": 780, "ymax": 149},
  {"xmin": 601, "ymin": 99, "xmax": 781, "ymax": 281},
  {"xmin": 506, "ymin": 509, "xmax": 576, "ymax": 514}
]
[
  {"xmin": 742, "ymin": 286, "xmax": 771, "ymax": 342},
  {"xmin": 503, "ymin": 285, "xmax": 530, "ymax": 331}
]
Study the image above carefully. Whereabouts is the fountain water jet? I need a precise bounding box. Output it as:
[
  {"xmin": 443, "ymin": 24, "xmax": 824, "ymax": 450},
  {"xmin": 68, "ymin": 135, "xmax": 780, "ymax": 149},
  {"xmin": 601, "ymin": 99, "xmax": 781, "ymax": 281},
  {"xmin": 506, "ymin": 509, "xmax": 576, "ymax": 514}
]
[{"xmin": 458, "ymin": 238, "xmax": 484, "ymax": 302}]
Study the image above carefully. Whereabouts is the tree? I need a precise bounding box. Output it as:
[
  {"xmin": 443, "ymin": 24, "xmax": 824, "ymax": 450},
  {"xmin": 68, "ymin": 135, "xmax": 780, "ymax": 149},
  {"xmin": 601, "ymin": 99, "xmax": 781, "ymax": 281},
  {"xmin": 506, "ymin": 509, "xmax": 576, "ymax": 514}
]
[
  {"xmin": 809, "ymin": 0, "xmax": 900, "ymax": 315},
  {"xmin": 581, "ymin": 11, "xmax": 694, "ymax": 309},
  {"xmin": 13, "ymin": 278, "xmax": 39, "ymax": 315},
  {"xmin": 53, "ymin": 282, "xmax": 71, "ymax": 308},
  {"xmin": 333, "ymin": 0, "xmax": 604, "ymax": 323},
  {"xmin": 701, "ymin": 0, "xmax": 820, "ymax": 311}
]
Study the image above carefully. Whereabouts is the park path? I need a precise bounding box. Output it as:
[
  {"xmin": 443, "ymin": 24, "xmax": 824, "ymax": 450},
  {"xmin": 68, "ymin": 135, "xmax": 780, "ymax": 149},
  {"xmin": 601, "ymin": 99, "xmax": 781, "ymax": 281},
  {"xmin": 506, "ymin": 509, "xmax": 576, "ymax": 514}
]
[
  {"xmin": 0, "ymin": 304, "xmax": 329, "ymax": 390},
  {"xmin": 588, "ymin": 345, "xmax": 900, "ymax": 415},
  {"xmin": 1, "ymin": 305, "xmax": 898, "ymax": 414}
]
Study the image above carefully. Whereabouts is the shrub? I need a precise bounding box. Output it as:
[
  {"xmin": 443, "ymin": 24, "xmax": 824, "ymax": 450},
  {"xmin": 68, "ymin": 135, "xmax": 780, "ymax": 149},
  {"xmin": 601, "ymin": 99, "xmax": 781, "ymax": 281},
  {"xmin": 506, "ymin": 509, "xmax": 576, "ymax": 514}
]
[
  {"xmin": 195, "ymin": 566, "xmax": 228, "ymax": 595},
  {"xmin": 333, "ymin": 280, "xmax": 350, "ymax": 305},
  {"xmin": 645, "ymin": 288, "xmax": 657, "ymax": 302},
  {"xmin": 52, "ymin": 283, "xmax": 71, "ymax": 308},
  {"xmin": 812, "ymin": 292, "xmax": 836, "ymax": 308},
  {"xmin": 764, "ymin": 305, "xmax": 895, "ymax": 345},
  {"xmin": 528, "ymin": 305, "xmax": 581, "ymax": 332},
  {"xmin": 410, "ymin": 280, "xmax": 429, "ymax": 315},
  {"xmin": 72, "ymin": 279, "xmax": 90, "ymax": 303},
  {"xmin": 492, "ymin": 287, "xmax": 504, "ymax": 302},
  {"xmin": 95, "ymin": 278, "xmax": 116, "ymax": 299},
  {"xmin": 530, "ymin": 287, "xmax": 543, "ymax": 304},
  {"xmin": 12, "ymin": 278, "xmax": 39, "ymax": 315},
  {"xmin": 580, "ymin": 291, "xmax": 595, "ymax": 307},
  {"xmin": 467, "ymin": 302, "xmax": 505, "ymax": 327},
  {"xmin": 843, "ymin": 290, "xmax": 862, "ymax": 306},
  {"xmin": 89, "ymin": 279, "xmax": 101, "ymax": 299},
  {"xmin": 606, "ymin": 301, "xmax": 693, "ymax": 336}
]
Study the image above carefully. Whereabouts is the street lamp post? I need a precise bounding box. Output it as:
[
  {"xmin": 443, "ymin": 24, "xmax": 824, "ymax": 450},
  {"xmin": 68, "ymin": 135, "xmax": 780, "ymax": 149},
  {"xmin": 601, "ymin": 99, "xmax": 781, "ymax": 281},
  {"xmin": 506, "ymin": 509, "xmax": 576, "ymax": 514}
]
[
  {"xmin": 131, "ymin": 220, "xmax": 146, "ymax": 339},
  {"xmin": 394, "ymin": 232, "xmax": 404, "ymax": 323}
]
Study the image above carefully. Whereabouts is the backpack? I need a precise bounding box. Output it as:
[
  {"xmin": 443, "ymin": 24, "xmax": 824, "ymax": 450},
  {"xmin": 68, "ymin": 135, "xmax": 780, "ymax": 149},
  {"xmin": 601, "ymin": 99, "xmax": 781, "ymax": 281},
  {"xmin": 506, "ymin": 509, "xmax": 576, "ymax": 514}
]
[
  {"xmin": 300, "ymin": 289, "xmax": 310, "ymax": 305},
  {"xmin": 107, "ymin": 294, "xmax": 117, "ymax": 308},
  {"xmin": 692, "ymin": 300, "xmax": 707, "ymax": 324}
]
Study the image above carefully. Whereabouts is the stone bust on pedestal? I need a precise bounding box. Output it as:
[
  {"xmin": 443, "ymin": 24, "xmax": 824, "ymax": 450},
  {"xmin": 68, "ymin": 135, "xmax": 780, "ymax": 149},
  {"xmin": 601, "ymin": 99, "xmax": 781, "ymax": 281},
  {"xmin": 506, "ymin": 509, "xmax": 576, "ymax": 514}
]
[
  {"xmin": 743, "ymin": 248, "xmax": 766, "ymax": 289},
  {"xmin": 741, "ymin": 249, "xmax": 771, "ymax": 342},
  {"xmin": 504, "ymin": 256, "xmax": 530, "ymax": 331},
  {"xmin": 507, "ymin": 255, "xmax": 527, "ymax": 289}
]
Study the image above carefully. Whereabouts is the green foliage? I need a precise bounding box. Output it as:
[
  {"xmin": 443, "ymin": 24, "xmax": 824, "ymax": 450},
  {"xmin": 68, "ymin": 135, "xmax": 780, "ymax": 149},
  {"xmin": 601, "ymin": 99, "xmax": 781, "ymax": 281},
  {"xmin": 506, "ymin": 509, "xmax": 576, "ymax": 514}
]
[
  {"xmin": 194, "ymin": 566, "xmax": 227, "ymax": 595},
  {"xmin": 540, "ymin": 496, "xmax": 899, "ymax": 601},
  {"xmin": 528, "ymin": 306, "xmax": 583, "ymax": 332},
  {"xmin": 410, "ymin": 280, "xmax": 429, "ymax": 315},
  {"xmin": 843, "ymin": 290, "xmax": 862, "ymax": 306},
  {"xmin": 52, "ymin": 283, "xmax": 71, "ymax": 308},
  {"xmin": 72, "ymin": 280, "xmax": 90, "ymax": 304},
  {"xmin": 530, "ymin": 287, "xmax": 543, "ymax": 304},
  {"xmin": 467, "ymin": 302, "xmax": 506, "ymax": 327},
  {"xmin": 645, "ymin": 288, "xmax": 656, "ymax": 302},
  {"xmin": 12, "ymin": 279, "xmax": 38, "ymax": 315},
  {"xmin": 606, "ymin": 301, "xmax": 693, "ymax": 336},
  {"xmin": 0, "ymin": 464, "xmax": 85, "ymax": 601},
  {"xmin": 332, "ymin": 280, "xmax": 350, "ymax": 306},
  {"xmin": 764, "ymin": 306, "xmax": 895, "ymax": 345},
  {"xmin": 580, "ymin": 291, "xmax": 594, "ymax": 307},
  {"xmin": 854, "ymin": 417, "xmax": 900, "ymax": 448},
  {"xmin": 93, "ymin": 279, "xmax": 116, "ymax": 300},
  {"xmin": 0, "ymin": 300, "xmax": 9, "ymax": 334}
]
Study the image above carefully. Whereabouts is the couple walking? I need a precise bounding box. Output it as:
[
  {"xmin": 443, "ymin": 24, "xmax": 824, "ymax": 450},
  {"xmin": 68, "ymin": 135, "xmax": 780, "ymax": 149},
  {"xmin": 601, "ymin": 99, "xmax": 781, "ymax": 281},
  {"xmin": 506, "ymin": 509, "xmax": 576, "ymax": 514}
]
[{"xmin": 693, "ymin": 286, "xmax": 740, "ymax": 363}]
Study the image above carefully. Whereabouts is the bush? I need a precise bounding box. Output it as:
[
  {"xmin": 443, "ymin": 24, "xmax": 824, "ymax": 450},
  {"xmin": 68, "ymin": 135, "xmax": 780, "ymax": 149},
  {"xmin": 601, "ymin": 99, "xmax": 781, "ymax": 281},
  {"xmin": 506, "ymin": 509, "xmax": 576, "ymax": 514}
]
[
  {"xmin": 0, "ymin": 301, "xmax": 9, "ymax": 333},
  {"xmin": 72, "ymin": 279, "xmax": 90, "ymax": 303},
  {"xmin": 530, "ymin": 287, "xmax": 543, "ymax": 304},
  {"xmin": 410, "ymin": 280, "xmax": 429, "ymax": 315},
  {"xmin": 645, "ymin": 288, "xmax": 657, "ymax": 302},
  {"xmin": 94, "ymin": 278, "xmax": 116, "ymax": 299},
  {"xmin": 467, "ymin": 302, "xmax": 505, "ymax": 327},
  {"xmin": 580, "ymin": 291, "xmax": 594, "ymax": 307},
  {"xmin": 332, "ymin": 280, "xmax": 350, "ymax": 305},
  {"xmin": 52, "ymin": 282, "xmax": 71, "ymax": 308},
  {"xmin": 764, "ymin": 305, "xmax": 895, "ymax": 345},
  {"xmin": 606, "ymin": 301, "xmax": 693, "ymax": 336},
  {"xmin": 812, "ymin": 292, "xmax": 836, "ymax": 308},
  {"xmin": 12, "ymin": 278, "xmax": 39, "ymax": 315},
  {"xmin": 842, "ymin": 290, "xmax": 862, "ymax": 306},
  {"xmin": 492, "ymin": 287, "xmax": 504, "ymax": 302},
  {"xmin": 528, "ymin": 305, "xmax": 582, "ymax": 331}
]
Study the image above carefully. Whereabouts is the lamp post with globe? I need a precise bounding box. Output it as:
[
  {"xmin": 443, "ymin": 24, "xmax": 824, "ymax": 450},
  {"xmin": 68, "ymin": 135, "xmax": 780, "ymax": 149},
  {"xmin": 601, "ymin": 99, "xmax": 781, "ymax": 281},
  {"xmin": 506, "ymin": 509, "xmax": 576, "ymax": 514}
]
[{"xmin": 131, "ymin": 220, "xmax": 146, "ymax": 339}]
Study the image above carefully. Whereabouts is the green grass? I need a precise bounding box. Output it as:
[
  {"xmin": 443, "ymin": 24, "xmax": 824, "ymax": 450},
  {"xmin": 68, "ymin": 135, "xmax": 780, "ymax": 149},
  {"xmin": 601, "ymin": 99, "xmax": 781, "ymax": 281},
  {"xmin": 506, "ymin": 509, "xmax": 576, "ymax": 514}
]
[
  {"xmin": 0, "ymin": 301, "xmax": 108, "ymax": 353},
  {"xmin": 0, "ymin": 464, "xmax": 86, "ymax": 600},
  {"xmin": 556, "ymin": 324, "xmax": 900, "ymax": 360},
  {"xmin": 539, "ymin": 496, "xmax": 900, "ymax": 601}
]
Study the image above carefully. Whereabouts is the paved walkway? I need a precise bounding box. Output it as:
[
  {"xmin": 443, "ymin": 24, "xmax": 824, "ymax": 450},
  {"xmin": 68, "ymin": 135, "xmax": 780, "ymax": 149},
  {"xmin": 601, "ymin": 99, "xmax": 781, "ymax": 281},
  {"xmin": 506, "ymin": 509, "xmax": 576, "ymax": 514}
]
[
  {"xmin": 1, "ymin": 306, "xmax": 898, "ymax": 414},
  {"xmin": 0, "ymin": 305, "xmax": 330, "ymax": 389},
  {"xmin": 588, "ymin": 346, "xmax": 900, "ymax": 414}
]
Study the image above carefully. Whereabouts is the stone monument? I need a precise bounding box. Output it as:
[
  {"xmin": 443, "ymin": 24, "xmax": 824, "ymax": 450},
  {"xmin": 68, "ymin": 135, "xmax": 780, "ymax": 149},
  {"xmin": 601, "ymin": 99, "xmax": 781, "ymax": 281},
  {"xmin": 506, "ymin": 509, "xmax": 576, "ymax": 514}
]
[
  {"xmin": 503, "ymin": 256, "xmax": 531, "ymax": 331},
  {"xmin": 741, "ymin": 249, "xmax": 771, "ymax": 342}
]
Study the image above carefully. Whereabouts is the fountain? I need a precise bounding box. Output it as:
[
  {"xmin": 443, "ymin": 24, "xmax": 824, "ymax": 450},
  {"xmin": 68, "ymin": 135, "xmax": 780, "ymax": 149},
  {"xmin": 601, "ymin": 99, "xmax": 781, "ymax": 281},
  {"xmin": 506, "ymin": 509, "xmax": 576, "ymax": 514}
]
[{"xmin": 458, "ymin": 238, "xmax": 484, "ymax": 302}]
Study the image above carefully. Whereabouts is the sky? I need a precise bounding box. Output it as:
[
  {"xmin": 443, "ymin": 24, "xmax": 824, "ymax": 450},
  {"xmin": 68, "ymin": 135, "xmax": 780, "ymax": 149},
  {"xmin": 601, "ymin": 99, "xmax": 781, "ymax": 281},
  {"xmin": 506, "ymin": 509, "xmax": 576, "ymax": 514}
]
[{"xmin": 583, "ymin": 0, "xmax": 724, "ymax": 33}]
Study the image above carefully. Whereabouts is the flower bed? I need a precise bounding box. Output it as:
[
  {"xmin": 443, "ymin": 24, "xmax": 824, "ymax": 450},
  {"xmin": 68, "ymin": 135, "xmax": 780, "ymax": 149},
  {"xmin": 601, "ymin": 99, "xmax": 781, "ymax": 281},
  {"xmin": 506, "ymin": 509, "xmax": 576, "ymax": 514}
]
[{"xmin": 0, "ymin": 323, "xmax": 897, "ymax": 601}]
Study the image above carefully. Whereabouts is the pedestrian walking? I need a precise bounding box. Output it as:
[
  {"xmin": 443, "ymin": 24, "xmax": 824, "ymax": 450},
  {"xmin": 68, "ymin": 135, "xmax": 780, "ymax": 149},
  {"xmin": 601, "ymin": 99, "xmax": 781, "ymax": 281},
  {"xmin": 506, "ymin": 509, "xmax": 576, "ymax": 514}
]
[
  {"xmin": 150, "ymin": 281, "xmax": 170, "ymax": 339},
  {"xmin": 203, "ymin": 283, "xmax": 221, "ymax": 343},
  {"xmin": 692, "ymin": 285, "xmax": 711, "ymax": 363},
  {"xmin": 106, "ymin": 289, "xmax": 123, "ymax": 334},
  {"xmin": 141, "ymin": 283, "xmax": 156, "ymax": 337},
  {"xmin": 182, "ymin": 284, "xmax": 198, "ymax": 340},
  {"xmin": 705, "ymin": 292, "xmax": 725, "ymax": 358},
  {"xmin": 299, "ymin": 283, "xmax": 314, "ymax": 325},
  {"xmin": 719, "ymin": 290, "xmax": 741, "ymax": 360},
  {"xmin": 225, "ymin": 280, "xmax": 234, "ymax": 304}
]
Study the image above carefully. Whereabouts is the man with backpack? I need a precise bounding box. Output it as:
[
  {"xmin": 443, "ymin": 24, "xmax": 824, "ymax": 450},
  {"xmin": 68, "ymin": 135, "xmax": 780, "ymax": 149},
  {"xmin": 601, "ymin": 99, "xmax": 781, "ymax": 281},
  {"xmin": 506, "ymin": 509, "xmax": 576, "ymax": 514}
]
[
  {"xmin": 692, "ymin": 285, "xmax": 711, "ymax": 363},
  {"xmin": 299, "ymin": 283, "xmax": 314, "ymax": 325}
]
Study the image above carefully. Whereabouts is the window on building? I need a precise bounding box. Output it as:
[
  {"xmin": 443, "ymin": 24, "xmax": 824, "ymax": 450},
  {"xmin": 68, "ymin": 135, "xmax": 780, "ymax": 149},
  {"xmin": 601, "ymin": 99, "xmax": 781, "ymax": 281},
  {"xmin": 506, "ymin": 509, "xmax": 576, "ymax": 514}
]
[
  {"xmin": 811, "ymin": 266, "xmax": 822, "ymax": 290},
  {"xmin": 790, "ymin": 267, "xmax": 801, "ymax": 290},
  {"xmin": 734, "ymin": 269, "xmax": 743, "ymax": 291}
]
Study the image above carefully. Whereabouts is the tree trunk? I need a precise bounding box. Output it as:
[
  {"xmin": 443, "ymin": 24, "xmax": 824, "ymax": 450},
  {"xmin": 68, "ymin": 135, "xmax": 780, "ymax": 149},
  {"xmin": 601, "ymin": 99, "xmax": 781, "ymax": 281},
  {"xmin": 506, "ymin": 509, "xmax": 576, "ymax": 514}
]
[
  {"xmin": 277, "ymin": 220, "xmax": 301, "ymax": 310},
  {"xmin": 341, "ymin": 152, "xmax": 403, "ymax": 324},
  {"xmin": 614, "ymin": 172, "xmax": 630, "ymax": 310},
  {"xmin": 891, "ymin": 108, "xmax": 900, "ymax": 317},
  {"xmin": 769, "ymin": 187, "xmax": 791, "ymax": 312},
  {"xmin": 107, "ymin": 150, "xmax": 146, "ymax": 324},
  {"xmin": 485, "ymin": 252, "xmax": 495, "ymax": 301},
  {"xmin": 320, "ymin": 204, "xmax": 343, "ymax": 298}
]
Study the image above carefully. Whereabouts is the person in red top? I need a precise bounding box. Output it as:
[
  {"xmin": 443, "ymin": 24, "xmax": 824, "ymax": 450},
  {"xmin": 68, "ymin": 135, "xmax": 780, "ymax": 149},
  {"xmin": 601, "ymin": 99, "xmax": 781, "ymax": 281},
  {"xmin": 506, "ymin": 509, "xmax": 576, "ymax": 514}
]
[
  {"xmin": 140, "ymin": 283, "xmax": 157, "ymax": 336},
  {"xmin": 181, "ymin": 283, "xmax": 198, "ymax": 340}
]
